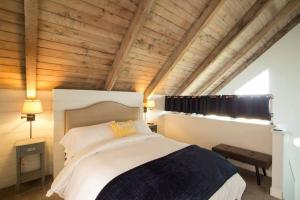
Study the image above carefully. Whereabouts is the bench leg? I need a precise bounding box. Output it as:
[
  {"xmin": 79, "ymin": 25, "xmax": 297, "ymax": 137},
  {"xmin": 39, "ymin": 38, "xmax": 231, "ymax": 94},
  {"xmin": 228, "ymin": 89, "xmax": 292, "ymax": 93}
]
[
  {"xmin": 262, "ymin": 168, "xmax": 267, "ymax": 176},
  {"xmin": 255, "ymin": 165, "xmax": 261, "ymax": 185}
]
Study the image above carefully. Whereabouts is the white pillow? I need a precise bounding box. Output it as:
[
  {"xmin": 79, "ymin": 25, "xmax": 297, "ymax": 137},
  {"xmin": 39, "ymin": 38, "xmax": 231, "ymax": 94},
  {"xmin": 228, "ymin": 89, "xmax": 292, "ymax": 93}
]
[
  {"xmin": 60, "ymin": 121, "xmax": 115, "ymax": 160},
  {"xmin": 134, "ymin": 120, "xmax": 153, "ymax": 135}
]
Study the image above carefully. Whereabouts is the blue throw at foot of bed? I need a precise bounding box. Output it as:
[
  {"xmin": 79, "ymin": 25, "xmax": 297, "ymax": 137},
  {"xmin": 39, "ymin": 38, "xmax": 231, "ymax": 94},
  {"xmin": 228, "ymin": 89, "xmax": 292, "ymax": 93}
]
[{"xmin": 96, "ymin": 145, "xmax": 237, "ymax": 200}]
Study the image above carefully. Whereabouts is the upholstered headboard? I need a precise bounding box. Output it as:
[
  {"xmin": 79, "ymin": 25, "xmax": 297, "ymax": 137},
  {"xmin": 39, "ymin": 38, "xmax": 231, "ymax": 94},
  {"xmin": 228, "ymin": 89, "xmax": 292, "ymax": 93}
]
[
  {"xmin": 53, "ymin": 89, "xmax": 143, "ymax": 177},
  {"xmin": 64, "ymin": 101, "xmax": 140, "ymax": 133}
]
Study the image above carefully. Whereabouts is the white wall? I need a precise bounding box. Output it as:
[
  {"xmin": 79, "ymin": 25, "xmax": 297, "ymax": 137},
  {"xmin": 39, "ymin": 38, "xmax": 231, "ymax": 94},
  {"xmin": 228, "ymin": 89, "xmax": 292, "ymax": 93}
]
[
  {"xmin": 219, "ymin": 24, "xmax": 300, "ymax": 199},
  {"xmin": 0, "ymin": 89, "xmax": 53, "ymax": 189},
  {"xmin": 52, "ymin": 89, "xmax": 143, "ymax": 177}
]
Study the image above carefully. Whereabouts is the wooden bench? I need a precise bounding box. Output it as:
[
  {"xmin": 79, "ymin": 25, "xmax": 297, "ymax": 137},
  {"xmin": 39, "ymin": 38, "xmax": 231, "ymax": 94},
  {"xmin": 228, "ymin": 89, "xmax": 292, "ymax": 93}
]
[{"xmin": 212, "ymin": 144, "xmax": 272, "ymax": 185}]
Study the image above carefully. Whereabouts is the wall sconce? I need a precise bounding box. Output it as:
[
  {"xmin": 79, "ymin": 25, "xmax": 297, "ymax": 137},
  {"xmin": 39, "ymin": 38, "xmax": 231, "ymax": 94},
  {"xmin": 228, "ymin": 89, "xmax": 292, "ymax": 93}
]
[
  {"xmin": 143, "ymin": 100, "xmax": 155, "ymax": 122},
  {"xmin": 21, "ymin": 99, "xmax": 43, "ymax": 139}
]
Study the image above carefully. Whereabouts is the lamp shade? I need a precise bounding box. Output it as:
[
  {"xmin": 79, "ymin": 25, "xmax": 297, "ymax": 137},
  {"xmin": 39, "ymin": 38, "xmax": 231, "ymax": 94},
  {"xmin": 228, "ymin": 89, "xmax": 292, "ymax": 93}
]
[
  {"xmin": 145, "ymin": 100, "xmax": 155, "ymax": 108},
  {"xmin": 22, "ymin": 99, "xmax": 43, "ymax": 114}
]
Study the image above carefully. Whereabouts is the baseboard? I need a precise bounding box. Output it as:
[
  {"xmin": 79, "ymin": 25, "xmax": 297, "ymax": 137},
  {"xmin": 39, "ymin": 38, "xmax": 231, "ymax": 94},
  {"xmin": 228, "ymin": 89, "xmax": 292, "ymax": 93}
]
[{"xmin": 270, "ymin": 186, "xmax": 283, "ymax": 199}]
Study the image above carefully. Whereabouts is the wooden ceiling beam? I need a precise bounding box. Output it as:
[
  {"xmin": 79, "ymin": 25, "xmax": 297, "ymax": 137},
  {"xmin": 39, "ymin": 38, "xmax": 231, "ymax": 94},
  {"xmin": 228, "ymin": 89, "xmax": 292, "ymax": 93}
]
[
  {"xmin": 24, "ymin": 0, "xmax": 39, "ymax": 98},
  {"xmin": 174, "ymin": 0, "xmax": 270, "ymax": 96},
  {"xmin": 210, "ymin": 13, "xmax": 300, "ymax": 95},
  {"xmin": 195, "ymin": 0, "xmax": 300, "ymax": 96},
  {"xmin": 143, "ymin": 0, "xmax": 225, "ymax": 99},
  {"xmin": 103, "ymin": 0, "xmax": 155, "ymax": 91}
]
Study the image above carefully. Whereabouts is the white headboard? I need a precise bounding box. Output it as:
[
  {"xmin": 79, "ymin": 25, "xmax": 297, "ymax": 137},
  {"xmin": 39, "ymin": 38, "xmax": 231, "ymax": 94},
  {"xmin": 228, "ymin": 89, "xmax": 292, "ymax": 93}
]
[{"xmin": 52, "ymin": 89, "xmax": 143, "ymax": 177}]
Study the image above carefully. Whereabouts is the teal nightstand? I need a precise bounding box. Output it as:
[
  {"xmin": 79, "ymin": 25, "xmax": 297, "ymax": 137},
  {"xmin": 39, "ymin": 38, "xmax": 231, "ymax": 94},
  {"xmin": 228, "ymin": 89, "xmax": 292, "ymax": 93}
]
[{"xmin": 15, "ymin": 138, "xmax": 45, "ymax": 193}]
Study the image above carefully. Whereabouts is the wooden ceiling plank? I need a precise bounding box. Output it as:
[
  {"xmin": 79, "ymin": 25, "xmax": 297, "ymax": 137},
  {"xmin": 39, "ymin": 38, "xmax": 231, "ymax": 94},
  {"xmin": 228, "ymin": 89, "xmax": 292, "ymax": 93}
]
[
  {"xmin": 143, "ymin": 0, "xmax": 225, "ymax": 99},
  {"xmin": 52, "ymin": 0, "xmax": 130, "ymax": 27},
  {"xmin": 103, "ymin": 0, "xmax": 155, "ymax": 90},
  {"xmin": 0, "ymin": 30, "xmax": 24, "ymax": 43},
  {"xmin": 24, "ymin": 0, "xmax": 38, "ymax": 98},
  {"xmin": 210, "ymin": 13, "xmax": 300, "ymax": 95},
  {"xmin": 40, "ymin": 0, "xmax": 127, "ymax": 35},
  {"xmin": 0, "ymin": 66, "xmax": 24, "ymax": 73},
  {"xmin": 37, "ymin": 62, "xmax": 108, "ymax": 75},
  {"xmin": 38, "ymin": 40, "xmax": 114, "ymax": 60},
  {"xmin": 0, "ymin": 79, "xmax": 25, "ymax": 89},
  {"xmin": 174, "ymin": 0, "xmax": 270, "ymax": 96},
  {"xmin": 82, "ymin": 0, "xmax": 134, "ymax": 20},
  {"xmin": 38, "ymin": 29, "xmax": 118, "ymax": 55},
  {"xmin": 0, "ymin": 0, "xmax": 24, "ymax": 14},
  {"xmin": 195, "ymin": 0, "xmax": 300, "ymax": 96},
  {"xmin": 36, "ymin": 80, "xmax": 102, "ymax": 90},
  {"xmin": 37, "ymin": 55, "xmax": 110, "ymax": 70}
]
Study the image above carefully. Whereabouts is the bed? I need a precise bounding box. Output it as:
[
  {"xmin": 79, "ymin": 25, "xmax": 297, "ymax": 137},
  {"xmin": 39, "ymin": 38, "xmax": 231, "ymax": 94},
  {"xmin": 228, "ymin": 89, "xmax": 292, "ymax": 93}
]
[{"xmin": 47, "ymin": 101, "xmax": 246, "ymax": 200}]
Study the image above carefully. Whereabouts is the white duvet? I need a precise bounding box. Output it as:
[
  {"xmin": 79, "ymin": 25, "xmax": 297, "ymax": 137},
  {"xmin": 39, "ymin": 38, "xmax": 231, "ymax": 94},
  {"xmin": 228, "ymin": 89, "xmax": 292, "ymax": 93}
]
[{"xmin": 47, "ymin": 134, "xmax": 246, "ymax": 200}]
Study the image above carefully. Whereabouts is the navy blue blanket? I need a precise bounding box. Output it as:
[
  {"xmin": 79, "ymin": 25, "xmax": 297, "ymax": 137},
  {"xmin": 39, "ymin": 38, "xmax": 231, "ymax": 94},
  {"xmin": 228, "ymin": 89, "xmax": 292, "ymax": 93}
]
[{"xmin": 96, "ymin": 145, "xmax": 237, "ymax": 200}]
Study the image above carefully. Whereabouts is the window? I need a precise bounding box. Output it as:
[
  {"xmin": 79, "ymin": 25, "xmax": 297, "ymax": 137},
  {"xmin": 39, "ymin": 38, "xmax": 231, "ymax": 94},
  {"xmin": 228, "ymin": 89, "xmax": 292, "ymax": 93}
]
[
  {"xmin": 235, "ymin": 69, "xmax": 269, "ymax": 95},
  {"xmin": 164, "ymin": 70, "xmax": 272, "ymax": 124},
  {"xmin": 165, "ymin": 95, "xmax": 271, "ymax": 121}
]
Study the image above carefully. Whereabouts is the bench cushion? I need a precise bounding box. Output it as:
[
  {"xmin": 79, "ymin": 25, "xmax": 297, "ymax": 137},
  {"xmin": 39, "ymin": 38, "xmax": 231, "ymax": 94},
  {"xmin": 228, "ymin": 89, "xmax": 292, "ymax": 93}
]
[{"xmin": 212, "ymin": 144, "xmax": 272, "ymax": 168}]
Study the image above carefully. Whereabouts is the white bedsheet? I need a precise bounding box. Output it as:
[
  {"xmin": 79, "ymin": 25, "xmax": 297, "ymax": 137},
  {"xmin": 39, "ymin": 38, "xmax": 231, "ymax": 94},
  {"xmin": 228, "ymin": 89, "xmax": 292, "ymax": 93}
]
[{"xmin": 47, "ymin": 134, "xmax": 246, "ymax": 200}]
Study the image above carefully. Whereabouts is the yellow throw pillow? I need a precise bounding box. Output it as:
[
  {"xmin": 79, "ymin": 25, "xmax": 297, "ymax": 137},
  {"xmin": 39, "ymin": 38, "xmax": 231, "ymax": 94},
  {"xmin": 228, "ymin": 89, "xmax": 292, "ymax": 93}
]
[{"xmin": 110, "ymin": 120, "xmax": 137, "ymax": 138}]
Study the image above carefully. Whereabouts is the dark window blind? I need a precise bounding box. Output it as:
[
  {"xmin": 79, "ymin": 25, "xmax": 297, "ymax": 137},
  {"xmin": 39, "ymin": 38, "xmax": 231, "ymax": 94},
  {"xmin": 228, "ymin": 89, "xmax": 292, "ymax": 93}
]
[{"xmin": 165, "ymin": 95, "xmax": 272, "ymax": 120}]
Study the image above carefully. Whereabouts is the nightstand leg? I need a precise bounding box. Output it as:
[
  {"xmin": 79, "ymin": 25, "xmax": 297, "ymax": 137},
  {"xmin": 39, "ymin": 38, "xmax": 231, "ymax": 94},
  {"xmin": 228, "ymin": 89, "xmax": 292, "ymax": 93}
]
[
  {"xmin": 40, "ymin": 152, "xmax": 45, "ymax": 185},
  {"xmin": 16, "ymin": 157, "xmax": 21, "ymax": 193},
  {"xmin": 41, "ymin": 176, "xmax": 45, "ymax": 185}
]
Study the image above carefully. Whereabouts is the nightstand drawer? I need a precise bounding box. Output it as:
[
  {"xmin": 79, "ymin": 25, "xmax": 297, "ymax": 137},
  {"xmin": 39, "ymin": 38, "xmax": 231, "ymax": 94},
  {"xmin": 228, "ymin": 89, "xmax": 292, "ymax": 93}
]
[
  {"xmin": 17, "ymin": 143, "xmax": 44, "ymax": 156},
  {"xmin": 15, "ymin": 138, "xmax": 45, "ymax": 193}
]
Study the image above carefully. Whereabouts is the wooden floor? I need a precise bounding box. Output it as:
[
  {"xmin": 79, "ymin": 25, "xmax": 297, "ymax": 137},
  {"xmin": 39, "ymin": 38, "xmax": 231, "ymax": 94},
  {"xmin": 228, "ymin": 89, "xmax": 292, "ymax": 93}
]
[
  {"xmin": 240, "ymin": 169, "xmax": 278, "ymax": 200},
  {"xmin": 0, "ymin": 170, "xmax": 278, "ymax": 200}
]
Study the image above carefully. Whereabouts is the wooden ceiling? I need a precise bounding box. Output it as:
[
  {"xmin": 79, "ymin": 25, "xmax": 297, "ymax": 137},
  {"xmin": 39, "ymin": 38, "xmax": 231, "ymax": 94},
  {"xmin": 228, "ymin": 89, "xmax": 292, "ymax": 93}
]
[{"xmin": 0, "ymin": 0, "xmax": 299, "ymax": 98}]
